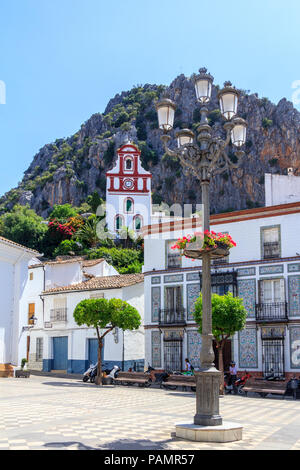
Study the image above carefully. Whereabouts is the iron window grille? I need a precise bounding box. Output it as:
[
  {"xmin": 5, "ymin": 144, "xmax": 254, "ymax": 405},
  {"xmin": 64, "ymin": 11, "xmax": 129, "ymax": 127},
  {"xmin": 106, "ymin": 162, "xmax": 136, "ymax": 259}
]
[
  {"xmin": 159, "ymin": 308, "xmax": 186, "ymax": 325},
  {"xmin": 50, "ymin": 308, "xmax": 67, "ymax": 322},
  {"xmin": 36, "ymin": 338, "xmax": 43, "ymax": 362},
  {"xmin": 263, "ymin": 241, "xmax": 280, "ymax": 259},
  {"xmin": 255, "ymin": 302, "xmax": 288, "ymax": 322},
  {"xmin": 167, "ymin": 253, "xmax": 182, "ymax": 268}
]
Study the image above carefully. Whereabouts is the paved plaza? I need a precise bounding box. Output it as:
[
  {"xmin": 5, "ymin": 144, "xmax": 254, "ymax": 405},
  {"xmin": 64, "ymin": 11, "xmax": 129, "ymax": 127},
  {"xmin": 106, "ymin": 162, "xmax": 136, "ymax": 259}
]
[{"xmin": 0, "ymin": 375, "xmax": 300, "ymax": 450}]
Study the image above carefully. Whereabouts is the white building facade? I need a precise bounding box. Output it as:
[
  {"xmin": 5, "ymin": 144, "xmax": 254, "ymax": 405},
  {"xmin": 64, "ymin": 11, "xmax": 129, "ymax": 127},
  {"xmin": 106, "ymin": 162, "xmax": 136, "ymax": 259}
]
[
  {"xmin": 142, "ymin": 202, "xmax": 300, "ymax": 379},
  {"xmin": 24, "ymin": 257, "xmax": 145, "ymax": 374},
  {"xmin": 0, "ymin": 236, "xmax": 40, "ymax": 374}
]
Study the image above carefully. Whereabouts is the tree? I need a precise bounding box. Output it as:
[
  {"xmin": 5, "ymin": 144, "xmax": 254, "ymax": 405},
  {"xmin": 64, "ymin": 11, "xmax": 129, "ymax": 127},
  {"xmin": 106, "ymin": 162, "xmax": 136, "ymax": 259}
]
[
  {"xmin": 73, "ymin": 298, "xmax": 141, "ymax": 385},
  {"xmin": 86, "ymin": 191, "xmax": 104, "ymax": 214},
  {"xmin": 194, "ymin": 292, "xmax": 247, "ymax": 393},
  {"xmin": 0, "ymin": 204, "xmax": 48, "ymax": 252},
  {"xmin": 48, "ymin": 203, "xmax": 78, "ymax": 222},
  {"xmin": 75, "ymin": 216, "xmax": 100, "ymax": 248}
]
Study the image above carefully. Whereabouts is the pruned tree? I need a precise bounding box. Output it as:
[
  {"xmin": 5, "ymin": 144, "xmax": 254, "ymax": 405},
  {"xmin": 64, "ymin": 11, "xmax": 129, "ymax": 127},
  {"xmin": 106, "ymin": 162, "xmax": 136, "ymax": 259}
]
[
  {"xmin": 194, "ymin": 292, "xmax": 247, "ymax": 393},
  {"xmin": 73, "ymin": 297, "xmax": 141, "ymax": 385}
]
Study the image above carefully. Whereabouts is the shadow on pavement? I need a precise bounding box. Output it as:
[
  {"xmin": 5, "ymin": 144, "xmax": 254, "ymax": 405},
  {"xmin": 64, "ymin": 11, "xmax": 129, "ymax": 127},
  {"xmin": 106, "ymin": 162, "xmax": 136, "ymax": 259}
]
[
  {"xmin": 98, "ymin": 438, "xmax": 172, "ymax": 450},
  {"xmin": 41, "ymin": 381, "xmax": 98, "ymax": 389},
  {"xmin": 44, "ymin": 441, "xmax": 96, "ymax": 450}
]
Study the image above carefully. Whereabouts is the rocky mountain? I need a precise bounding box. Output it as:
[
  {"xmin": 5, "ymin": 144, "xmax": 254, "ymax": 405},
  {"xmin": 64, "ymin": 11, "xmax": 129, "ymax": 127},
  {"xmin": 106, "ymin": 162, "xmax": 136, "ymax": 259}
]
[{"xmin": 1, "ymin": 72, "xmax": 300, "ymax": 218}]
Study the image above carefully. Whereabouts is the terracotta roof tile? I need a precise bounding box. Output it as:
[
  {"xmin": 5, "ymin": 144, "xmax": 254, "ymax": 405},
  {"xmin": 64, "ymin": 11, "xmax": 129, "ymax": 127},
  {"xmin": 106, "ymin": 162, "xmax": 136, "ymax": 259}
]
[
  {"xmin": 0, "ymin": 235, "xmax": 40, "ymax": 255},
  {"xmin": 43, "ymin": 273, "xmax": 144, "ymax": 294},
  {"xmin": 82, "ymin": 259, "xmax": 104, "ymax": 267}
]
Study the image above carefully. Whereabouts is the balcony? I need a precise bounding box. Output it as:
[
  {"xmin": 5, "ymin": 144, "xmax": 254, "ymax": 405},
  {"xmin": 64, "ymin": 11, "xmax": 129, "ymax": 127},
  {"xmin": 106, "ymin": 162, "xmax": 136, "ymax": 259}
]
[
  {"xmin": 255, "ymin": 302, "xmax": 288, "ymax": 322},
  {"xmin": 263, "ymin": 242, "xmax": 280, "ymax": 259},
  {"xmin": 159, "ymin": 308, "xmax": 186, "ymax": 326},
  {"xmin": 167, "ymin": 254, "xmax": 181, "ymax": 268},
  {"xmin": 50, "ymin": 308, "xmax": 68, "ymax": 322}
]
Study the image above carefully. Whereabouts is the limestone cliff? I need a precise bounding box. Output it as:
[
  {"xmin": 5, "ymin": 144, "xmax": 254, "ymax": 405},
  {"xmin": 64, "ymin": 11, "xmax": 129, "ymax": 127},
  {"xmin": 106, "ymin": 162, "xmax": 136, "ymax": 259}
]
[{"xmin": 1, "ymin": 72, "xmax": 300, "ymax": 217}]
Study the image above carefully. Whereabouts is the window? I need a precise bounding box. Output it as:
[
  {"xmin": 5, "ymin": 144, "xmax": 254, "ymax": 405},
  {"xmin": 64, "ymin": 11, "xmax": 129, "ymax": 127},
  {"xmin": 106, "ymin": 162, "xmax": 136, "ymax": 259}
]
[
  {"xmin": 28, "ymin": 303, "xmax": 35, "ymax": 325},
  {"xmin": 259, "ymin": 279, "xmax": 285, "ymax": 303},
  {"xmin": 29, "ymin": 272, "xmax": 33, "ymax": 280},
  {"xmin": 124, "ymin": 198, "xmax": 133, "ymax": 213},
  {"xmin": 257, "ymin": 279, "xmax": 286, "ymax": 321},
  {"xmin": 161, "ymin": 286, "xmax": 185, "ymax": 324},
  {"xmin": 262, "ymin": 226, "xmax": 280, "ymax": 259},
  {"xmin": 165, "ymin": 286, "xmax": 183, "ymax": 310},
  {"xmin": 115, "ymin": 215, "xmax": 124, "ymax": 231},
  {"xmin": 125, "ymin": 158, "xmax": 133, "ymax": 170},
  {"xmin": 36, "ymin": 338, "xmax": 43, "ymax": 362},
  {"xmin": 50, "ymin": 297, "xmax": 67, "ymax": 322},
  {"xmin": 134, "ymin": 215, "xmax": 142, "ymax": 231},
  {"xmin": 166, "ymin": 241, "xmax": 181, "ymax": 268}
]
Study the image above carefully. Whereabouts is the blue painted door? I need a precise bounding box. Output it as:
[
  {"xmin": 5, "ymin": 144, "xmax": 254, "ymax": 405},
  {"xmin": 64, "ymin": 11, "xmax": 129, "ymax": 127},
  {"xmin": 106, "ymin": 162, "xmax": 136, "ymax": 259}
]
[
  {"xmin": 88, "ymin": 339, "xmax": 98, "ymax": 365},
  {"xmin": 53, "ymin": 336, "xmax": 68, "ymax": 370},
  {"xmin": 88, "ymin": 338, "xmax": 104, "ymax": 365}
]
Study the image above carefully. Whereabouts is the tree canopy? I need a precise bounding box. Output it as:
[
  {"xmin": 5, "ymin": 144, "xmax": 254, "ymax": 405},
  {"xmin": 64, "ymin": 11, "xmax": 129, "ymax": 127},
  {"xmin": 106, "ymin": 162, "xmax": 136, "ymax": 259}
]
[
  {"xmin": 0, "ymin": 204, "xmax": 48, "ymax": 252},
  {"xmin": 74, "ymin": 297, "xmax": 141, "ymax": 331},
  {"xmin": 194, "ymin": 292, "xmax": 247, "ymax": 343}
]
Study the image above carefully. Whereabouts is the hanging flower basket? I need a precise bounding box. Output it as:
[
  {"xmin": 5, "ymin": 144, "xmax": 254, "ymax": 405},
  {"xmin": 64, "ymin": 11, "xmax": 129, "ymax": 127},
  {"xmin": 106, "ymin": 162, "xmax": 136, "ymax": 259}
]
[{"xmin": 171, "ymin": 231, "xmax": 236, "ymax": 260}]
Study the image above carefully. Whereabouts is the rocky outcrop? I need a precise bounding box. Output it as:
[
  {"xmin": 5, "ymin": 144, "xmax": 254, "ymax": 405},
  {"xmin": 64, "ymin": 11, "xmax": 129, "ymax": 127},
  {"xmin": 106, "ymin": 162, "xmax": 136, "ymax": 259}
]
[{"xmin": 1, "ymin": 74, "xmax": 300, "ymax": 218}]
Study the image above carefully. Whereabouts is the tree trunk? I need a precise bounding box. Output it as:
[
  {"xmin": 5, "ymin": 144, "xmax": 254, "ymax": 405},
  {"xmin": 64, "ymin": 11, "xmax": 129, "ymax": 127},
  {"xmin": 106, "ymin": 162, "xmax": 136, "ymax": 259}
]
[
  {"xmin": 218, "ymin": 343, "xmax": 225, "ymax": 395},
  {"xmin": 96, "ymin": 339, "xmax": 103, "ymax": 385}
]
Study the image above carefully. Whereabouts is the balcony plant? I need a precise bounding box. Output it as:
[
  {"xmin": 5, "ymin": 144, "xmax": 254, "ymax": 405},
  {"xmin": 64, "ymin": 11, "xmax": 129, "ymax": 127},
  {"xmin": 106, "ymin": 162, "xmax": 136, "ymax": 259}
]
[{"xmin": 171, "ymin": 230, "xmax": 236, "ymax": 260}]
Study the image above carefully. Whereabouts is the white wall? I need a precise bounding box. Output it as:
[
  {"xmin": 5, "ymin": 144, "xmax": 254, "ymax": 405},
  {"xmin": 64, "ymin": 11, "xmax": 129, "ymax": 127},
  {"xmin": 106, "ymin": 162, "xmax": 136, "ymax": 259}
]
[
  {"xmin": 0, "ymin": 242, "xmax": 37, "ymax": 366},
  {"xmin": 45, "ymin": 262, "xmax": 82, "ymax": 289},
  {"xmin": 265, "ymin": 173, "xmax": 300, "ymax": 206}
]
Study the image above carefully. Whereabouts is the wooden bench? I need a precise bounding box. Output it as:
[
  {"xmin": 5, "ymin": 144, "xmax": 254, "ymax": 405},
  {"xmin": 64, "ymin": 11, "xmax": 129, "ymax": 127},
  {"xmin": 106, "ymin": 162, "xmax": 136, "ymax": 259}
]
[
  {"xmin": 161, "ymin": 374, "xmax": 196, "ymax": 391},
  {"xmin": 243, "ymin": 379, "xmax": 287, "ymax": 398},
  {"xmin": 113, "ymin": 372, "xmax": 151, "ymax": 387}
]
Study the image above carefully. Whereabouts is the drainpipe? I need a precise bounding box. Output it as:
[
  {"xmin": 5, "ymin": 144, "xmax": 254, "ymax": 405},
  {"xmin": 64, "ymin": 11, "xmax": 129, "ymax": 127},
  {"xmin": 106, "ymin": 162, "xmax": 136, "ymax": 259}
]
[{"xmin": 122, "ymin": 329, "xmax": 125, "ymax": 371}]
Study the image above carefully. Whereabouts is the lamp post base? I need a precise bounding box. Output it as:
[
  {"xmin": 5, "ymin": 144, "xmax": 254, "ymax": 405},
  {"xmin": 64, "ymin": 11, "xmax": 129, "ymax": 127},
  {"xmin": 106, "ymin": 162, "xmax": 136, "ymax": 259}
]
[
  {"xmin": 194, "ymin": 368, "xmax": 222, "ymax": 426},
  {"xmin": 175, "ymin": 422, "xmax": 243, "ymax": 443}
]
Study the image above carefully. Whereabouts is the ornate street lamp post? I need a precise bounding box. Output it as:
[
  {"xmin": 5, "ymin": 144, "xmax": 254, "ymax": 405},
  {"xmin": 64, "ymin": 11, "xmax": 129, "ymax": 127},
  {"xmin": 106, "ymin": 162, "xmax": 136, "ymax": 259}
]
[{"xmin": 156, "ymin": 68, "xmax": 247, "ymax": 431}]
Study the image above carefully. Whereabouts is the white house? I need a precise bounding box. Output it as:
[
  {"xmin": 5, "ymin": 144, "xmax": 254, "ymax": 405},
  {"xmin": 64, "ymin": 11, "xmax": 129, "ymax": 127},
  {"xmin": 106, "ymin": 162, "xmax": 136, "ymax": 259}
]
[
  {"xmin": 25, "ymin": 257, "xmax": 145, "ymax": 374},
  {"xmin": 0, "ymin": 236, "xmax": 41, "ymax": 376},
  {"xmin": 142, "ymin": 173, "xmax": 300, "ymax": 379}
]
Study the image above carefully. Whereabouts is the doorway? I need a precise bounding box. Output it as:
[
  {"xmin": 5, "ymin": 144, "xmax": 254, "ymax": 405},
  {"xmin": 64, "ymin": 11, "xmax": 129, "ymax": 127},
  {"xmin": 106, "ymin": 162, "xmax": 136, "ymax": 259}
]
[
  {"xmin": 213, "ymin": 340, "xmax": 232, "ymax": 372},
  {"xmin": 52, "ymin": 336, "xmax": 68, "ymax": 371},
  {"xmin": 163, "ymin": 339, "xmax": 183, "ymax": 372},
  {"xmin": 262, "ymin": 339, "xmax": 284, "ymax": 378}
]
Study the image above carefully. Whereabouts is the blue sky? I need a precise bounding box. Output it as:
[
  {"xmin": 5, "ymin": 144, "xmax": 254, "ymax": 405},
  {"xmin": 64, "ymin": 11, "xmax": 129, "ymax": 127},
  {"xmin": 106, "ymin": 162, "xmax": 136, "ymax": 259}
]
[{"xmin": 0, "ymin": 0, "xmax": 300, "ymax": 195}]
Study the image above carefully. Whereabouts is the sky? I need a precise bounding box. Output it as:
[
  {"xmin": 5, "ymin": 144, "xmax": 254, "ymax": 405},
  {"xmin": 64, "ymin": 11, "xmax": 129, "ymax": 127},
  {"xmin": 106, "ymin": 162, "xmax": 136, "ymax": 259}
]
[{"xmin": 0, "ymin": 0, "xmax": 300, "ymax": 195}]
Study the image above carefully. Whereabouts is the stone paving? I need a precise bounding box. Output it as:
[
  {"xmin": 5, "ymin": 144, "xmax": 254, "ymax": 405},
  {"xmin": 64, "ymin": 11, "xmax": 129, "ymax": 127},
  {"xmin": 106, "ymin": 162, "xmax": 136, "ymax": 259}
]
[{"xmin": 0, "ymin": 375, "xmax": 300, "ymax": 450}]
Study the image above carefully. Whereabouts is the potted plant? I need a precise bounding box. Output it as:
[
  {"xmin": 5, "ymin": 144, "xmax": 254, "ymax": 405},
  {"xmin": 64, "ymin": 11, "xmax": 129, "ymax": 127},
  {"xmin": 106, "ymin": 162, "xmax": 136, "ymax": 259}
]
[
  {"xmin": 171, "ymin": 230, "xmax": 236, "ymax": 260},
  {"xmin": 15, "ymin": 359, "xmax": 30, "ymax": 378},
  {"xmin": 21, "ymin": 358, "xmax": 28, "ymax": 370}
]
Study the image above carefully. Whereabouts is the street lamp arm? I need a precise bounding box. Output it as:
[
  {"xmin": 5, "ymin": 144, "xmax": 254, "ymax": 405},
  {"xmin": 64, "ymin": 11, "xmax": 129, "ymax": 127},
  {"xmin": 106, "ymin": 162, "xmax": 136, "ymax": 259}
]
[{"xmin": 161, "ymin": 134, "xmax": 178, "ymax": 158}]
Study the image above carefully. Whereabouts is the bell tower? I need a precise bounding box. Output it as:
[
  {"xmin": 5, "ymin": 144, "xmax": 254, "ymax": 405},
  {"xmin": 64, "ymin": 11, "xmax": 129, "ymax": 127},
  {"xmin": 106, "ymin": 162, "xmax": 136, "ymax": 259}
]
[{"xmin": 106, "ymin": 142, "xmax": 152, "ymax": 235}]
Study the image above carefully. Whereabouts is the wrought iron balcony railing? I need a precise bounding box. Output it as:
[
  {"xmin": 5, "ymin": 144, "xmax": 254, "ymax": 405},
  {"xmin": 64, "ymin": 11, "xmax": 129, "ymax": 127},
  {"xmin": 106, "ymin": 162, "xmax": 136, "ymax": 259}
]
[
  {"xmin": 255, "ymin": 302, "xmax": 288, "ymax": 322},
  {"xmin": 167, "ymin": 254, "xmax": 182, "ymax": 268},
  {"xmin": 263, "ymin": 242, "xmax": 280, "ymax": 259},
  {"xmin": 159, "ymin": 308, "xmax": 186, "ymax": 325},
  {"xmin": 50, "ymin": 308, "xmax": 68, "ymax": 322}
]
